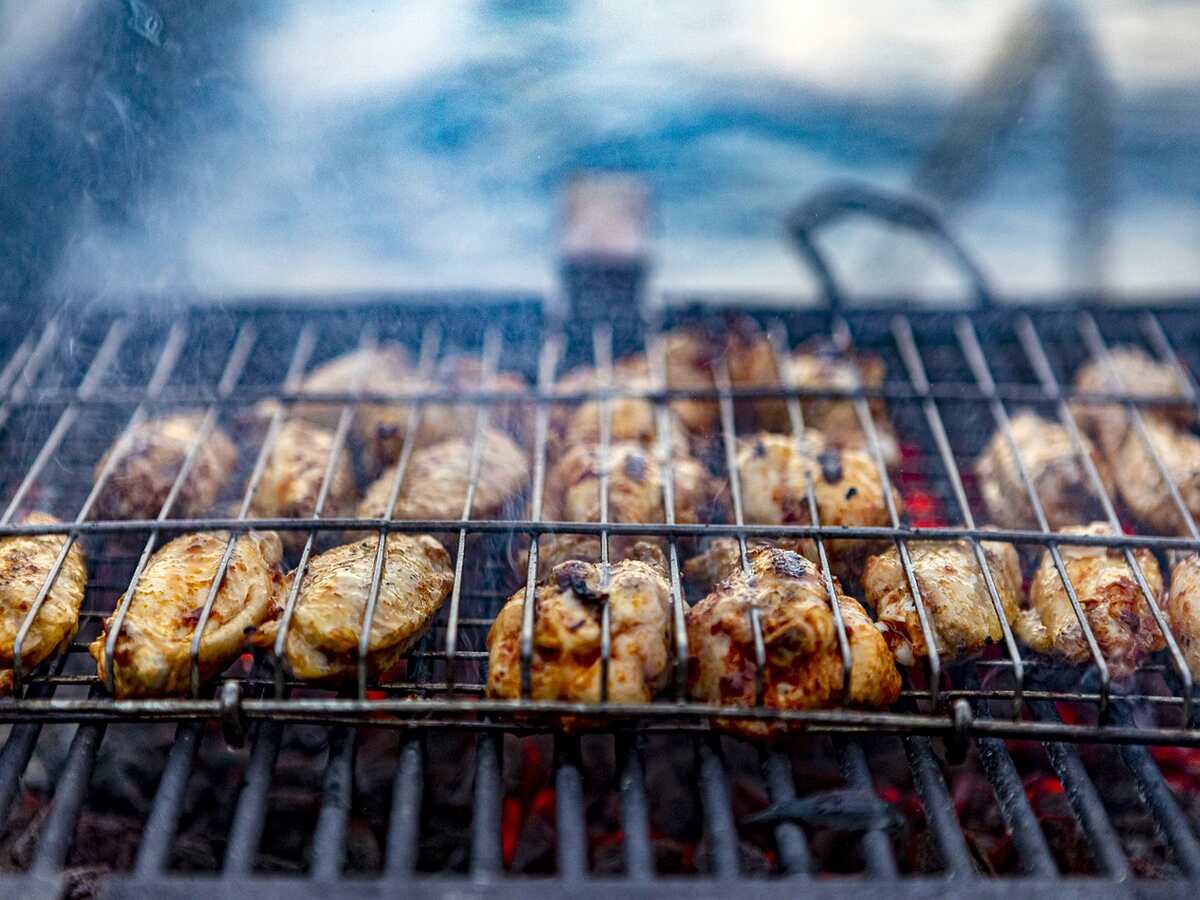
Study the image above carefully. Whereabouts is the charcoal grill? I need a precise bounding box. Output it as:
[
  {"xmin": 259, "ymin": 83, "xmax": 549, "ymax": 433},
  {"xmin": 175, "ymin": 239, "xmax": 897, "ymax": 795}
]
[{"xmin": 2, "ymin": 188, "xmax": 1200, "ymax": 897}]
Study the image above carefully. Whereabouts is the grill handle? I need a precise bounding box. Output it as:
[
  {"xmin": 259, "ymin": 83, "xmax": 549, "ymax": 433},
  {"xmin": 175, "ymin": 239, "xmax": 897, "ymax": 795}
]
[{"xmin": 786, "ymin": 182, "xmax": 993, "ymax": 310}]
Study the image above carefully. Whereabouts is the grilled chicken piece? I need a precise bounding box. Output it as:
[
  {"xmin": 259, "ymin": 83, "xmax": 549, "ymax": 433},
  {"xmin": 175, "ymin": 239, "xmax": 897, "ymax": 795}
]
[
  {"xmin": 657, "ymin": 327, "xmax": 721, "ymax": 435},
  {"xmin": 252, "ymin": 534, "xmax": 453, "ymax": 682},
  {"xmin": 91, "ymin": 530, "xmax": 283, "ymax": 698},
  {"xmin": 975, "ymin": 410, "xmax": 1113, "ymax": 530},
  {"xmin": 0, "ymin": 513, "xmax": 87, "ymax": 672},
  {"xmin": 286, "ymin": 344, "xmax": 412, "ymax": 430},
  {"xmin": 358, "ymin": 427, "xmax": 529, "ymax": 522},
  {"xmin": 682, "ymin": 536, "xmax": 811, "ymax": 595},
  {"xmin": 357, "ymin": 356, "xmax": 531, "ymax": 475},
  {"xmin": 736, "ymin": 431, "xmax": 899, "ymax": 584},
  {"xmin": 725, "ymin": 321, "xmax": 898, "ymax": 466},
  {"xmin": 1074, "ymin": 345, "xmax": 1192, "ymax": 453},
  {"xmin": 549, "ymin": 361, "xmax": 690, "ymax": 460},
  {"xmin": 94, "ymin": 414, "xmax": 237, "ymax": 521},
  {"xmin": 864, "ymin": 540, "xmax": 1022, "ymax": 667},
  {"xmin": 535, "ymin": 441, "xmax": 711, "ymax": 574},
  {"xmin": 1021, "ymin": 523, "xmax": 1165, "ymax": 678},
  {"xmin": 687, "ymin": 546, "xmax": 900, "ymax": 739},
  {"xmin": 250, "ymin": 419, "xmax": 356, "ymax": 555},
  {"xmin": 1167, "ymin": 553, "xmax": 1200, "ymax": 678},
  {"xmin": 1108, "ymin": 417, "xmax": 1200, "ymax": 533},
  {"xmin": 487, "ymin": 557, "xmax": 672, "ymax": 711}
]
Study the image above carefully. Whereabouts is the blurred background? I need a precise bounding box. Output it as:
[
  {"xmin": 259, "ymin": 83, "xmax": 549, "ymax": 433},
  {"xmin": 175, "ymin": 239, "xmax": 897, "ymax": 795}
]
[{"xmin": 1, "ymin": 0, "xmax": 1197, "ymax": 305}]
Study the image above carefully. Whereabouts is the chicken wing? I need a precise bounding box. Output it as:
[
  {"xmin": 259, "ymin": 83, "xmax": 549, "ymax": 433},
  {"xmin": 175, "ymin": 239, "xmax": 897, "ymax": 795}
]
[
  {"xmin": 1073, "ymin": 345, "xmax": 1192, "ymax": 453},
  {"xmin": 1023, "ymin": 522, "xmax": 1165, "ymax": 678},
  {"xmin": 487, "ymin": 557, "xmax": 673, "ymax": 711},
  {"xmin": 863, "ymin": 539, "xmax": 1022, "ymax": 667},
  {"xmin": 1107, "ymin": 417, "xmax": 1200, "ymax": 533},
  {"xmin": 253, "ymin": 533, "xmax": 453, "ymax": 682},
  {"xmin": 94, "ymin": 413, "xmax": 237, "ymax": 521},
  {"xmin": 250, "ymin": 419, "xmax": 356, "ymax": 555},
  {"xmin": 1167, "ymin": 552, "xmax": 1200, "ymax": 678},
  {"xmin": 725, "ymin": 321, "xmax": 898, "ymax": 465},
  {"xmin": 286, "ymin": 343, "xmax": 412, "ymax": 430},
  {"xmin": 736, "ymin": 430, "xmax": 900, "ymax": 584},
  {"xmin": 687, "ymin": 545, "xmax": 900, "ymax": 739},
  {"xmin": 91, "ymin": 530, "xmax": 283, "ymax": 698},
  {"xmin": 358, "ymin": 427, "xmax": 529, "ymax": 522},
  {"xmin": 0, "ymin": 513, "xmax": 87, "ymax": 672},
  {"xmin": 974, "ymin": 410, "xmax": 1113, "ymax": 530},
  {"xmin": 549, "ymin": 361, "xmax": 690, "ymax": 460},
  {"xmin": 535, "ymin": 441, "xmax": 711, "ymax": 574},
  {"xmin": 357, "ymin": 356, "xmax": 531, "ymax": 475}
]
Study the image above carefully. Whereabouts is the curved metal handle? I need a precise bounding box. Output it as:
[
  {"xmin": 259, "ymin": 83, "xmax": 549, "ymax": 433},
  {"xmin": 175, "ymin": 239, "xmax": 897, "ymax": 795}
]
[{"xmin": 786, "ymin": 182, "xmax": 993, "ymax": 310}]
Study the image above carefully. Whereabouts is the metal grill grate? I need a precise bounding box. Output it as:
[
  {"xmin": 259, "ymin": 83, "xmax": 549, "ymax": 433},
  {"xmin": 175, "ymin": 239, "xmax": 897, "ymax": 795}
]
[{"xmin": 0, "ymin": 294, "xmax": 1199, "ymax": 894}]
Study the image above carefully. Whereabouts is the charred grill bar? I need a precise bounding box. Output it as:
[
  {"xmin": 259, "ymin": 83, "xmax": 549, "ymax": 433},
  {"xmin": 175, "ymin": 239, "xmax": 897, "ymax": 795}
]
[{"xmin": 0, "ymin": 291, "xmax": 1197, "ymax": 895}]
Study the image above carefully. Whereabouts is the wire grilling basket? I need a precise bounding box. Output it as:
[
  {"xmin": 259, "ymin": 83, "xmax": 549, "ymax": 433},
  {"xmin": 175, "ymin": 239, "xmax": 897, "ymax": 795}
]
[{"xmin": 1, "ymin": 188, "xmax": 1200, "ymax": 893}]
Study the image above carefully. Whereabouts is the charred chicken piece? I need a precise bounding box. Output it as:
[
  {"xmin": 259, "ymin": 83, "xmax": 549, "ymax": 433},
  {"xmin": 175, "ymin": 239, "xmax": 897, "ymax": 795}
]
[
  {"xmin": 736, "ymin": 430, "xmax": 900, "ymax": 584},
  {"xmin": 94, "ymin": 413, "xmax": 237, "ymax": 521},
  {"xmin": 91, "ymin": 530, "xmax": 283, "ymax": 698},
  {"xmin": 357, "ymin": 355, "xmax": 531, "ymax": 476},
  {"xmin": 1073, "ymin": 345, "xmax": 1192, "ymax": 453},
  {"xmin": 358, "ymin": 427, "xmax": 529, "ymax": 522},
  {"xmin": 487, "ymin": 557, "xmax": 672, "ymax": 710},
  {"xmin": 535, "ymin": 441, "xmax": 712, "ymax": 574},
  {"xmin": 1107, "ymin": 417, "xmax": 1200, "ymax": 533},
  {"xmin": 1020, "ymin": 522, "xmax": 1165, "ymax": 679},
  {"xmin": 682, "ymin": 536, "xmax": 810, "ymax": 595},
  {"xmin": 548, "ymin": 361, "xmax": 690, "ymax": 460},
  {"xmin": 0, "ymin": 513, "xmax": 87, "ymax": 673},
  {"xmin": 687, "ymin": 546, "xmax": 900, "ymax": 739},
  {"xmin": 863, "ymin": 540, "xmax": 1022, "ymax": 667},
  {"xmin": 250, "ymin": 419, "xmax": 357, "ymax": 555},
  {"xmin": 1167, "ymin": 553, "xmax": 1200, "ymax": 679},
  {"xmin": 974, "ymin": 410, "xmax": 1113, "ymax": 530},
  {"xmin": 253, "ymin": 534, "xmax": 453, "ymax": 682}
]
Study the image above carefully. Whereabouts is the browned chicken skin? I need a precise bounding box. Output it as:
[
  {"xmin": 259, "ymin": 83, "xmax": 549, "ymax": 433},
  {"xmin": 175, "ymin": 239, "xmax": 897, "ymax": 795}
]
[
  {"xmin": 487, "ymin": 557, "xmax": 673, "ymax": 712},
  {"xmin": 1167, "ymin": 553, "xmax": 1200, "ymax": 678},
  {"xmin": 1107, "ymin": 417, "xmax": 1200, "ymax": 533},
  {"xmin": 92, "ymin": 530, "xmax": 283, "ymax": 698},
  {"xmin": 254, "ymin": 534, "xmax": 454, "ymax": 682},
  {"xmin": 0, "ymin": 513, "xmax": 87, "ymax": 673},
  {"xmin": 974, "ymin": 410, "xmax": 1113, "ymax": 530},
  {"xmin": 357, "ymin": 356, "xmax": 531, "ymax": 475},
  {"xmin": 725, "ymin": 321, "xmax": 898, "ymax": 466},
  {"xmin": 358, "ymin": 427, "xmax": 529, "ymax": 522},
  {"xmin": 535, "ymin": 441, "xmax": 711, "ymax": 574},
  {"xmin": 863, "ymin": 540, "xmax": 1022, "ymax": 667},
  {"xmin": 736, "ymin": 430, "xmax": 900, "ymax": 584},
  {"xmin": 94, "ymin": 413, "xmax": 237, "ymax": 521},
  {"xmin": 250, "ymin": 419, "xmax": 356, "ymax": 555},
  {"xmin": 1020, "ymin": 523, "xmax": 1165, "ymax": 679},
  {"xmin": 1074, "ymin": 345, "xmax": 1192, "ymax": 454},
  {"xmin": 686, "ymin": 546, "xmax": 900, "ymax": 739}
]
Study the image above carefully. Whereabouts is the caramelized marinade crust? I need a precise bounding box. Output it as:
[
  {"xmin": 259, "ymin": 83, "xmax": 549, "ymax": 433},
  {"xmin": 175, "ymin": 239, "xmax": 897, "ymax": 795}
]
[
  {"xmin": 686, "ymin": 546, "xmax": 899, "ymax": 739},
  {"xmin": 253, "ymin": 534, "xmax": 453, "ymax": 683},
  {"xmin": 487, "ymin": 558, "xmax": 673, "ymax": 716},
  {"xmin": 91, "ymin": 530, "xmax": 283, "ymax": 698},
  {"xmin": 1023, "ymin": 522, "xmax": 1165, "ymax": 678},
  {"xmin": 534, "ymin": 441, "xmax": 712, "ymax": 574},
  {"xmin": 863, "ymin": 540, "xmax": 1021, "ymax": 667},
  {"xmin": 0, "ymin": 513, "xmax": 87, "ymax": 671},
  {"xmin": 736, "ymin": 430, "xmax": 899, "ymax": 584},
  {"xmin": 94, "ymin": 413, "xmax": 237, "ymax": 521}
]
